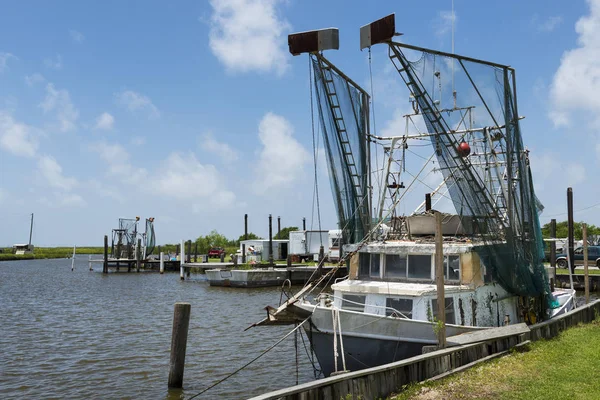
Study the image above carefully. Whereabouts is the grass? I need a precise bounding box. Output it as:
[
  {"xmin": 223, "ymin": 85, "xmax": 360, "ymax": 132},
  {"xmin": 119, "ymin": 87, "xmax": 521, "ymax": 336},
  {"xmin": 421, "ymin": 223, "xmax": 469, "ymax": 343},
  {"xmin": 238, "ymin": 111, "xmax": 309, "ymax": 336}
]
[
  {"xmin": 0, "ymin": 247, "xmax": 104, "ymax": 261},
  {"xmin": 556, "ymin": 268, "xmax": 600, "ymax": 275},
  {"xmin": 390, "ymin": 317, "xmax": 600, "ymax": 400}
]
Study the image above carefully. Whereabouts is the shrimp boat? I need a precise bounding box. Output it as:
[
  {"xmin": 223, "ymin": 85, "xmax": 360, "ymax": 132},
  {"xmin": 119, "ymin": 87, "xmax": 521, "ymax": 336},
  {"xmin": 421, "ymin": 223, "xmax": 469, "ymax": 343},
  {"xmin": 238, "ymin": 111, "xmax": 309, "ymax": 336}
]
[{"xmin": 252, "ymin": 14, "xmax": 574, "ymax": 378}]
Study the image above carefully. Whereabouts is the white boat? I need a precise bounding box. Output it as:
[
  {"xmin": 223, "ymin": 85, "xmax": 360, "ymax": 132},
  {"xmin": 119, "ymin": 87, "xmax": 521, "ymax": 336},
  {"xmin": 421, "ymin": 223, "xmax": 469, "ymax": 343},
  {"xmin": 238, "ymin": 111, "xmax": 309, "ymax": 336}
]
[{"xmin": 254, "ymin": 14, "xmax": 575, "ymax": 377}]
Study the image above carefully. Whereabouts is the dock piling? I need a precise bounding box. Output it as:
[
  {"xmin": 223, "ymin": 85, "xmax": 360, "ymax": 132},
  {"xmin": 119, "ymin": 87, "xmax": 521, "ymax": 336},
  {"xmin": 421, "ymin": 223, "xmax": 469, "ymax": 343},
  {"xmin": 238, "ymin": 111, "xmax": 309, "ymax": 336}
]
[
  {"xmin": 160, "ymin": 252, "xmax": 165, "ymax": 274},
  {"xmin": 103, "ymin": 235, "xmax": 108, "ymax": 274},
  {"xmin": 168, "ymin": 302, "xmax": 191, "ymax": 389},
  {"xmin": 186, "ymin": 240, "xmax": 191, "ymax": 263},
  {"xmin": 242, "ymin": 244, "xmax": 246, "ymax": 264},
  {"xmin": 194, "ymin": 243, "xmax": 198, "ymax": 263},
  {"xmin": 434, "ymin": 211, "xmax": 446, "ymax": 348},
  {"xmin": 88, "ymin": 255, "xmax": 92, "ymax": 271},
  {"xmin": 583, "ymin": 224, "xmax": 589, "ymax": 304},
  {"xmin": 180, "ymin": 240, "xmax": 185, "ymax": 280},
  {"xmin": 136, "ymin": 238, "xmax": 141, "ymax": 272},
  {"xmin": 269, "ymin": 214, "xmax": 274, "ymax": 266}
]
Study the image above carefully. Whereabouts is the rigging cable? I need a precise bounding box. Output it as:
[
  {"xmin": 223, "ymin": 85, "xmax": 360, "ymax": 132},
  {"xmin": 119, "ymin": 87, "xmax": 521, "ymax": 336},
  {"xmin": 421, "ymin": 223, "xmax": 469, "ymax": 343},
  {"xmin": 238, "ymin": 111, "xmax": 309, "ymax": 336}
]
[
  {"xmin": 186, "ymin": 318, "xmax": 310, "ymax": 400},
  {"xmin": 309, "ymin": 55, "xmax": 324, "ymax": 238},
  {"xmin": 368, "ymin": 47, "xmax": 383, "ymax": 212}
]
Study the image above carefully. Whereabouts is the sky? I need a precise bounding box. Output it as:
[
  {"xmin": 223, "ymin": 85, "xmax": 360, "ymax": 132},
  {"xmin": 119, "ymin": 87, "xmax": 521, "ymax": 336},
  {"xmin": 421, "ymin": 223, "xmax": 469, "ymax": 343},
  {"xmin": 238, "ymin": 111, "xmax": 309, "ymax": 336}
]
[{"xmin": 0, "ymin": 0, "xmax": 599, "ymax": 246}]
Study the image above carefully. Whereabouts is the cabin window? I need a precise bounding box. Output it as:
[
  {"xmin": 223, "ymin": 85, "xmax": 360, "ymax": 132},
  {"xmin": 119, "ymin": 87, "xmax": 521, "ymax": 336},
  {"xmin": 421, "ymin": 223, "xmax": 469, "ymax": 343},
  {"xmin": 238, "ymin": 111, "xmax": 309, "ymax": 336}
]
[
  {"xmin": 359, "ymin": 253, "xmax": 370, "ymax": 276},
  {"xmin": 384, "ymin": 254, "xmax": 407, "ymax": 279},
  {"xmin": 342, "ymin": 294, "xmax": 366, "ymax": 312},
  {"xmin": 444, "ymin": 255, "xmax": 460, "ymax": 281},
  {"xmin": 407, "ymin": 254, "xmax": 432, "ymax": 279},
  {"xmin": 386, "ymin": 298, "xmax": 413, "ymax": 318},
  {"xmin": 431, "ymin": 297, "xmax": 456, "ymax": 325},
  {"xmin": 331, "ymin": 237, "xmax": 341, "ymax": 247},
  {"xmin": 370, "ymin": 254, "xmax": 381, "ymax": 278}
]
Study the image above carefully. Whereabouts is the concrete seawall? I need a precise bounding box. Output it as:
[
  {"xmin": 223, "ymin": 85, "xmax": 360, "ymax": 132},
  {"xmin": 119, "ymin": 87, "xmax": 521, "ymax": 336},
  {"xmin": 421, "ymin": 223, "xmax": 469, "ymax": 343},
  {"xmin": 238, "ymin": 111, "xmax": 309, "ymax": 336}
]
[{"xmin": 249, "ymin": 300, "xmax": 600, "ymax": 400}]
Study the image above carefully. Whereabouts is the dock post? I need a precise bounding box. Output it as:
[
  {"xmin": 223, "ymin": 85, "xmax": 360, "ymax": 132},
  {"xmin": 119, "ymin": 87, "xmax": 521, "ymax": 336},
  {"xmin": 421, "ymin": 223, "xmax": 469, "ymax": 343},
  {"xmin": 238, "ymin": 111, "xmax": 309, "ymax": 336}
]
[
  {"xmin": 244, "ymin": 213, "xmax": 248, "ymax": 240},
  {"xmin": 318, "ymin": 245, "xmax": 324, "ymax": 275},
  {"xmin": 186, "ymin": 240, "xmax": 191, "ymax": 263},
  {"xmin": 583, "ymin": 224, "xmax": 589, "ymax": 304},
  {"xmin": 160, "ymin": 252, "xmax": 165, "ymax": 274},
  {"xmin": 278, "ymin": 216, "xmax": 281, "ymax": 238},
  {"xmin": 269, "ymin": 214, "xmax": 274, "ymax": 266},
  {"xmin": 136, "ymin": 239, "xmax": 141, "ymax": 272},
  {"xmin": 550, "ymin": 218, "xmax": 556, "ymax": 276},
  {"xmin": 180, "ymin": 240, "xmax": 185, "ymax": 280},
  {"xmin": 302, "ymin": 217, "xmax": 306, "ymax": 231},
  {"xmin": 194, "ymin": 243, "xmax": 198, "ymax": 263},
  {"xmin": 242, "ymin": 244, "xmax": 246, "ymax": 264},
  {"xmin": 287, "ymin": 254, "xmax": 292, "ymax": 268},
  {"xmin": 103, "ymin": 235, "xmax": 108, "ymax": 274},
  {"xmin": 168, "ymin": 302, "xmax": 191, "ymax": 389},
  {"xmin": 567, "ymin": 188, "xmax": 575, "ymax": 273},
  {"xmin": 89, "ymin": 255, "xmax": 92, "ymax": 271},
  {"xmin": 434, "ymin": 211, "xmax": 446, "ymax": 348}
]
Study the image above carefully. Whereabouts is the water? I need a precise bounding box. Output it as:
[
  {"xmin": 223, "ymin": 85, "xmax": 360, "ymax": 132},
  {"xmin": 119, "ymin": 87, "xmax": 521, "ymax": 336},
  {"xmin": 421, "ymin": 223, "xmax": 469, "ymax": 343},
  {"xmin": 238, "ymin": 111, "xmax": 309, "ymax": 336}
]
[{"xmin": 0, "ymin": 258, "xmax": 318, "ymax": 399}]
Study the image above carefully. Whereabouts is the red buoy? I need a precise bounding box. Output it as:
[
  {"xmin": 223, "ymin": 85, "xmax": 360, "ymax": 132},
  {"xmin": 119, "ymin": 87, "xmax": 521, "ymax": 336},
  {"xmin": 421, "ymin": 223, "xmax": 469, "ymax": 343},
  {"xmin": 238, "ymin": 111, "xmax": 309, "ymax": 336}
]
[{"xmin": 457, "ymin": 141, "xmax": 471, "ymax": 157}]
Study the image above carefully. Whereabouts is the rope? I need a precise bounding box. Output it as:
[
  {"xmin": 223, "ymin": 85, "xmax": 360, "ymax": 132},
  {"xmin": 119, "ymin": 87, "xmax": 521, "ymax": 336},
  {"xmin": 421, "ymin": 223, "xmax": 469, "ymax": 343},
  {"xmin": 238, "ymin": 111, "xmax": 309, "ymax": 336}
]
[
  {"xmin": 331, "ymin": 308, "xmax": 339, "ymax": 373},
  {"xmin": 186, "ymin": 318, "xmax": 310, "ymax": 399},
  {"xmin": 309, "ymin": 56, "xmax": 323, "ymax": 240}
]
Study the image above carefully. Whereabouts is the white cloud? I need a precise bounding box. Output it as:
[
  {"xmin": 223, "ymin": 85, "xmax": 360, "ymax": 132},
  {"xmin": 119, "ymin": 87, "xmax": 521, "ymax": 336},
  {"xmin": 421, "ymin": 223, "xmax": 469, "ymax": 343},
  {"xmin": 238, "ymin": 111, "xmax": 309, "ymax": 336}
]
[
  {"xmin": 40, "ymin": 83, "xmax": 79, "ymax": 132},
  {"xmin": 208, "ymin": 0, "xmax": 290, "ymax": 76},
  {"xmin": 44, "ymin": 54, "xmax": 63, "ymax": 70},
  {"xmin": 37, "ymin": 155, "xmax": 77, "ymax": 191},
  {"xmin": 549, "ymin": 0, "xmax": 600, "ymax": 127},
  {"xmin": 0, "ymin": 52, "xmax": 17, "ymax": 72},
  {"xmin": 25, "ymin": 73, "xmax": 45, "ymax": 86},
  {"xmin": 529, "ymin": 151, "xmax": 586, "ymax": 192},
  {"xmin": 0, "ymin": 111, "xmax": 39, "ymax": 157},
  {"xmin": 131, "ymin": 136, "xmax": 146, "ymax": 146},
  {"xmin": 94, "ymin": 112, "xmax": 114, "ymax": 130},
  {"xmin": 435, "ymin": 10, "xmax": 457, "ymax": 37},
  {"xmin": 200, "ymin": 132, "xmax": 238, "ymax": 161},
  {"xmin": 69, "ymin": 30, "xmax": 85, "ymax": 43},
  {"xmin": 154, "ymin": 152, "xmax": 236, "ymax": 209},
  {"xmin": 91, "ymin": 141, "xmax": 147, "ymax": 183},
  {"xmin": 254, "ymin": 112, "xmax": 309, "ymax": 191},
  {"xmin": 39, "ymin": 192, "xmax": 86, "ymax": 208},
  {"xmin": 533, "ymin": 15, "xmax": 563, "ymax": 33},
  {"xmin": 115, "ymin": 90, "xmax": 159, "ymax": 119}
]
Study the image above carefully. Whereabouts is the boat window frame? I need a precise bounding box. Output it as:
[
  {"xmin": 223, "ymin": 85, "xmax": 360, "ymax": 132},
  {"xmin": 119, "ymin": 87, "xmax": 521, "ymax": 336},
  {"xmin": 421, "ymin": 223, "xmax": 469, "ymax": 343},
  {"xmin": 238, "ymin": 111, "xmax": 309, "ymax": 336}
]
[
  {"xmin": 444, "ymin": 254, "xmax": 461, "ymax": 282},
  {"xmin": 385, "ymin": 297, "xmax": 413, "ymax": 318},
  {"xmin": 431, "ymin": 296, "xmax": 456, "ymax": 325},
  {"xmin": 406, "ymin": 254, "xmax": 433, "ymax": 280},
  {"xmin": 341, "ymin": 293, "xmax": 367, "ymax": 312}
]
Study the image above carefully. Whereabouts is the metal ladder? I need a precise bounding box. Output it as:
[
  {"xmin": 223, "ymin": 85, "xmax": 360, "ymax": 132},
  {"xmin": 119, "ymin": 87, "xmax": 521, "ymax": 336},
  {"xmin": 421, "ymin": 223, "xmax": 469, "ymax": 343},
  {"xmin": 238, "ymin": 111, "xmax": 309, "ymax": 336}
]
[
  {"xmin": 316, "ymin": 56, "xmax": 368, "ymax": 231},
  {"xmin": 387, "ymin": 44, "xmax": 507, "ymax": 234}
]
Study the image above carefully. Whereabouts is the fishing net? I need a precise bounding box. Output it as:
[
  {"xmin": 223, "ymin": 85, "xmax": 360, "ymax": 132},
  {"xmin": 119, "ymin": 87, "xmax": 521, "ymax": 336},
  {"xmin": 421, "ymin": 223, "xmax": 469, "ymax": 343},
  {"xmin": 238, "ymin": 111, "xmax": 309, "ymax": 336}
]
[
  {"xmin": 311, "ymin": 54, "xmax": 370, "ymax": 244},
  {"xmin": 145, "ymin": 218, "xmax": 155, "ymax": 255},
  {"xmin": 388, "ymin": 44, "xmax": 550, "ymax": 305}
]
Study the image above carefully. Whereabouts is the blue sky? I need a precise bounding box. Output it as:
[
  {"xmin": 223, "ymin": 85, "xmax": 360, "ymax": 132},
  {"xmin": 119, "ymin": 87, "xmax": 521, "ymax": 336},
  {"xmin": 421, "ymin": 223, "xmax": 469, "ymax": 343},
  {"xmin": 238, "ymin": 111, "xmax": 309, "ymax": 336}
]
[{"xmin": 0, "ymin": 0, "xmax": 598, "ymax": 246}]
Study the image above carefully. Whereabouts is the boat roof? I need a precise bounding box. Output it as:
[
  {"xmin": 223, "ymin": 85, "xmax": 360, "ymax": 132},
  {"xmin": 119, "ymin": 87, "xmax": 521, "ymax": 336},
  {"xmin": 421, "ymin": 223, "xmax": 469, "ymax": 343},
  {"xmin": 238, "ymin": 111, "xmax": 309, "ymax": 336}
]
[
  {"xmin": 344, "ymin": 240, "xmax": 476, "ymax": 255},
  {"xmin": 331, "ymin": 279, "xmax": 472, "ymax": 297}
]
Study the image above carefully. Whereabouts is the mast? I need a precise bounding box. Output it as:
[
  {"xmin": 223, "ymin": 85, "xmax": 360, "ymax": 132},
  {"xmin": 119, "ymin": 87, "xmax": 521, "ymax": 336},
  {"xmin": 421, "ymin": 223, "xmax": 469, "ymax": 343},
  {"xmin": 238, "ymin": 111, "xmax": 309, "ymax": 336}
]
[{"xmin": 28, "ymin": 213, "xmax": 33, "ymax": 247}]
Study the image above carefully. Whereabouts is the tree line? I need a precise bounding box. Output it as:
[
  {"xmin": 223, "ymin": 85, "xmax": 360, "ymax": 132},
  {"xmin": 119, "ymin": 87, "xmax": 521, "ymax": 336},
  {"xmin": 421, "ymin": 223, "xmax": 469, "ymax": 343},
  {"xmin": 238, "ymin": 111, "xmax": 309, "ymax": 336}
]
[{"xmin": 541, "ymin": 220, "xmax": 600, "ymax": 244}]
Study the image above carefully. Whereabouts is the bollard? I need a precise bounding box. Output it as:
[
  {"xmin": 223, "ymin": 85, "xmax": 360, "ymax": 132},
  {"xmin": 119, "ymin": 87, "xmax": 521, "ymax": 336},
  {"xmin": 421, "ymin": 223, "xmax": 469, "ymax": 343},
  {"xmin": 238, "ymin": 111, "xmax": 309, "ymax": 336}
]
[
  {"xmin": 160, "ymin": 252, "xmax": 165, "ymax": 274},
  {"xmin": 220, "ymin": 252, "xmax": 225, "ymax": 263},
  {"xmin": 168, "ymin": 302, "xmax": 191, "ymax": 388}
]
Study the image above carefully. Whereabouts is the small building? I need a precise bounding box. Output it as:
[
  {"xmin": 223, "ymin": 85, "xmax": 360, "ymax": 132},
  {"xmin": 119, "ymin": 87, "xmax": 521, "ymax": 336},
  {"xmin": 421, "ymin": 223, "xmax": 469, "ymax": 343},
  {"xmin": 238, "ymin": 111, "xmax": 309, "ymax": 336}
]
[
  {"xmin": 13, "ymin": 244, "xmax": 34, "ymax": 255},
  {"xmin": 239, "ymin": 239, "xmax": 289, "ymax": 261}
]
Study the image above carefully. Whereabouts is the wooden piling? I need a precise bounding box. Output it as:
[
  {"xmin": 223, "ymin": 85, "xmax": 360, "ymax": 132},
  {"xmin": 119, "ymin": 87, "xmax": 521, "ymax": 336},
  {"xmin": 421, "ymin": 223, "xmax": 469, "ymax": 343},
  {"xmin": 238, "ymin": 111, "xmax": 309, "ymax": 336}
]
[
  {"xmin": 242, "ymin": 244, "xmax": 246, "ymax": 264},
  {"xmin": 103, "ymin": 235, "xmax": 108, "ymax": 274},
  {"xmin": 278, "ymin": 216, "xmax": 281, "ymax": 238},
  {"xmin": 244, "ymin": 213, "xmax": 248, "ymax": 240},
  {"xmin": 302, "ymin": 217, "xmax": 306, "ymax": 231},
  {"xmin": 194, "ymin": 243, "xmax": 198, "ymax": 263},
  {"xmin": 168, "ymin": 302, "xmax": 191, "ymax": 389},
  {"xmin": 550, "ymin": 218, "xmax": 556, "ymax": 276},
  {"xmin": 269, "ymin": 214, "xmax": 274, "ymax": 266},
  {"xmin": 434, "ymin": 211, "xmax": 446, "ymax": 348},
  {"xmin": 583, "ymin": 224, "xmax": 589, "ymax": 304},
  {"xmin": 160, "ymin": 252, "xmax": 165, "ymax": 274},
  {"xmin": 89, "ymin": 255, "xmax": 93, "ymax": 271},
  {"xmin": 180, "ymin": 240, "xmax": 185, "ymax": 280},
  {"xmin": 136, "ymin": 238, "xmax": 141, "ymax": 272},
  {"xmin": 567, "ymin": 188, "xmax": 575, "ymax": 273},
  {"xmin": 186, "ymin": 240, "xmax": 191, "ymax": 263}
]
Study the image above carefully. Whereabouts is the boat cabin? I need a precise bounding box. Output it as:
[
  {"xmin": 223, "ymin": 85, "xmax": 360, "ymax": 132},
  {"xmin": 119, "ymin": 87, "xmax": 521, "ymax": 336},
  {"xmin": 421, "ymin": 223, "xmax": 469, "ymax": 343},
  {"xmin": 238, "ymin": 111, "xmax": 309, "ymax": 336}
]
[{"xmin": 13, "ymin": 244, "xmax": 34, "ymax": 255}]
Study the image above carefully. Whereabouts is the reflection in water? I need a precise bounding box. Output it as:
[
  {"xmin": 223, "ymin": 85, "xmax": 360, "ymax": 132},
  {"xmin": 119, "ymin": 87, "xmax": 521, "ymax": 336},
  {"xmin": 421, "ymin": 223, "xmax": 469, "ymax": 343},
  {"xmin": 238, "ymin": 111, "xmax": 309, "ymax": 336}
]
[{"xmin": 0, "ymin": 259, "xmax": 317, "ymax": 399}]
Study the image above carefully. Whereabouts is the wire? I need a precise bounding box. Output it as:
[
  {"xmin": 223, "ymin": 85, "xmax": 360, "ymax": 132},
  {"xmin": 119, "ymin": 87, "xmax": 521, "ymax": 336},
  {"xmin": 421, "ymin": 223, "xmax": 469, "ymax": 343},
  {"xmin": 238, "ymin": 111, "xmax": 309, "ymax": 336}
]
[
  {"xmin": 543, "ymin": 200, "xmax": 600, "ymax": 218},
  {"xmin": 186, "ymin": 318, "xmax": 310, "ymax": 400},
  {"xmin": 309, "ymin": 56, "xmax": 323, "ymax": 239}
]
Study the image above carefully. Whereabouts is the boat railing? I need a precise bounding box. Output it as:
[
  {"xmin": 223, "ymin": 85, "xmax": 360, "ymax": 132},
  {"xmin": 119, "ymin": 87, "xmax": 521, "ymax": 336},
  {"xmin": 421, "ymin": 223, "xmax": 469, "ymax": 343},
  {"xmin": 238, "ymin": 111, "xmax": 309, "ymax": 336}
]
[{"xmin": 324, "ymin": 293, "xmax": 411, "ymax": 320}]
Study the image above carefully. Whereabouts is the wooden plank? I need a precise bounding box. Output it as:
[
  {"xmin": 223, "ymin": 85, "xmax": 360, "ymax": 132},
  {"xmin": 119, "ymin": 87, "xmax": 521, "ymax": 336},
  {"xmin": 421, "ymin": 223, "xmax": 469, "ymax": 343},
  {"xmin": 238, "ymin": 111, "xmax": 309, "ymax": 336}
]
[{"xmin": 446, "ymin": 323, "xmax": 529, "ymax": 346}]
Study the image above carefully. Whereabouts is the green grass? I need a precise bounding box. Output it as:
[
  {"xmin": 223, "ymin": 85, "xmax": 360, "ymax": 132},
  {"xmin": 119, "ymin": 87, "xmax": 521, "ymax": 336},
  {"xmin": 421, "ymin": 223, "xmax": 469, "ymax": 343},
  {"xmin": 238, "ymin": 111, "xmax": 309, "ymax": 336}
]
[
  {"xmin": 390, "ymin": 317, "xmax": 600, "ymax": 400},
  {"xmin": 556, "ymin": 268, "xmax": 600, "ymax": 275},
  {"xmin": 0, "ymin": 247, "xmax": 104, "ymax": 261}
]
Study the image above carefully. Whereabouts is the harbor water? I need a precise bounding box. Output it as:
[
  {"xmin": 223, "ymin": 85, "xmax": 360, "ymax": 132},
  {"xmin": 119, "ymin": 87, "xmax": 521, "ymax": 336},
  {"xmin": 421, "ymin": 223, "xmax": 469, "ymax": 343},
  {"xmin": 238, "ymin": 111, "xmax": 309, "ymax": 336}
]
[{"xmin": 0, "ymin": 258, "xmax": 318, "ymax": 399}]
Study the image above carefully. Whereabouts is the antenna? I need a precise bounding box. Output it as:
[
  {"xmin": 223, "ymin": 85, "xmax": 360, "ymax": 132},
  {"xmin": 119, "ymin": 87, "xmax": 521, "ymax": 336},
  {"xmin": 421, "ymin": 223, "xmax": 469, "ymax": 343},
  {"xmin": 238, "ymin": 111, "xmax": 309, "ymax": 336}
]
[{"xmin": 452, "ymin": 0, "xmax": 457, "ymax": 109}]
